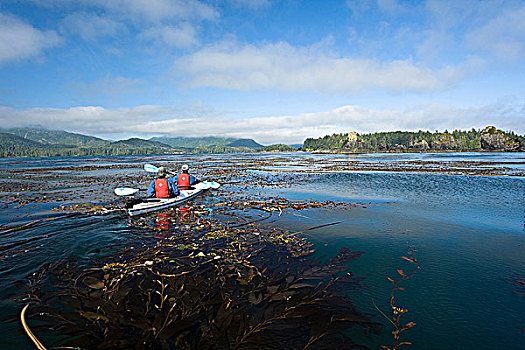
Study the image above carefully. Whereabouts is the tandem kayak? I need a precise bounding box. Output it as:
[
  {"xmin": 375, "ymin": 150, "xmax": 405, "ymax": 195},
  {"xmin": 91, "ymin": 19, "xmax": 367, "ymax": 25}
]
[{"xmin": 125, "ymin": 181, "xmax": 220, "ymax": 217}]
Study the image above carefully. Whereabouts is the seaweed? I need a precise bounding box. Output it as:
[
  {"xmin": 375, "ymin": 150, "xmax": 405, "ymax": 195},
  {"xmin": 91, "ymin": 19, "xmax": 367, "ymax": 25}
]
[
  {"xmin": 374, "ymin": 244, "xmax": 421, "ymax": 350},
  {"xmin": 21, "ymin": 206, "xmax": 380, "ymax": 349}
]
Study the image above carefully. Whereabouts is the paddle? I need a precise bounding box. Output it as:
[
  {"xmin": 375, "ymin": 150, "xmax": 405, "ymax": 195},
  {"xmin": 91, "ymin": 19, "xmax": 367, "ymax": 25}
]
[
  {"xmin": 115, "ymin": 164, "xmax": 179, "ymax": 196},
  {"xmin": 114, "ymin": 187, "xmax": 140, "ymax": 196},
  {"xmin": 144, "ymin": 163, "xmax": 160, "ymax": 173},
  {"xmin": 144, "ymin": 163, "xmax": 176, "ymax": 175},
  {"xmin": 144, "ymin": 164, "xmax": 220, "ymax": 189},
  {"xmin": 204, "ymin": 181, "xmax": 221, "ymax": 189},
  {"xmin": 114, "ymin": 164, "xmax": 168, "ymax": 196},
  {"xmin": 114, "ymin": 182, "xmax": 219, "ymax": 196}
]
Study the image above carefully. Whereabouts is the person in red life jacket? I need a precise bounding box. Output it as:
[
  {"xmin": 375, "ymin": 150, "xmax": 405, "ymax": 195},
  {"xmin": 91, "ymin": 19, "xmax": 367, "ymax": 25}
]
[
  {"xmin": 147, "ymin": 167, "xmax": 180, "ymax": 198},
  {"xmin": 177, "ymin": 164, "xmax": 199, "ymax": 190}
]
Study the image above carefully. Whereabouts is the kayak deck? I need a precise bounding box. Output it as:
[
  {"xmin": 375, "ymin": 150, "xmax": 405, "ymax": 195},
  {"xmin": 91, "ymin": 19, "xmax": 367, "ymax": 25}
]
[{"xmin": 126, "ymin": 182, "xmax": 217, "ymax": 217}]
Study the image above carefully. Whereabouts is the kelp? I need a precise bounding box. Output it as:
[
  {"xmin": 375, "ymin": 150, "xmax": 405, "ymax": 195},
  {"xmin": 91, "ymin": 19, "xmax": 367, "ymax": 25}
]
[
  {"xmin": 2, "ymin": 152, "xmax": 520, "ymax": 215},
  {"xmin": 21, "ymin": 205, "xmax": 380, "ymax": 349},
  {"xmin": 503, "ymin": 273, "xmax": 525, "ymax": 297},
  {"xmin": 374, "ymin": 244, "xmax": 421, "ymax": 350},
  {"xmin": 6, "ymin": 157, "xmax": 402, "ymax": 349},
  {"xmin": 502, "ymin": 273, "xmax": 525, "ymax": 332}
]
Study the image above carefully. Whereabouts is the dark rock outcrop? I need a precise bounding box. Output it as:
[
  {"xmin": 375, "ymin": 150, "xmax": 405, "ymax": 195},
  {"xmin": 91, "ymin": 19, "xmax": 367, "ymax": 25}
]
[
  {"xmin": 430, "ymin": 134, "xmax": 458, "ymax": 150},
  {"xmin": 480, "ymin": 126, "xmax": 521, "ymax": 151},
  {"xmin": 342, "ymin": 131, "xmax": 358, "ymax": 149},
  {"xmin": 504, "ymin": 139, "xmax": 521, "ymax": 151},
  {"xmin": 409, "ymin": 139, "xmax": 429, "ymax": 150}
]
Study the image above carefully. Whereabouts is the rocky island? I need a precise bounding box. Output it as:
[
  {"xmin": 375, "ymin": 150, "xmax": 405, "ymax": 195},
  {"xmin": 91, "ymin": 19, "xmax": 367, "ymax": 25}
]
[{"xmin": 303, "ymin": 126, "xmax": 524, "ymax": 152}]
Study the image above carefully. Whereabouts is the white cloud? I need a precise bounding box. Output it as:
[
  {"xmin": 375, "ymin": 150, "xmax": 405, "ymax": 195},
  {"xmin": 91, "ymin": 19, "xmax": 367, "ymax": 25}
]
[
  {"xmin": 417, "ymin": 30, "xmax": 452, "ymax": 61},
  {"xmin": 31, "ymin": 0, "xmax": 218, "ymax": 22},
  {"xmin": 84, "ymin": 0, "xmax": 218, "ymax": 23},
  {"xmin": 0, "ymin": 105, "xmax": 170, "ymax": 135},
  {"xmin": 50, "ymin": 1, "xmax": 213, "ymax": 52},
  {"xmin": 425, "ymin": 0, "xmax": 471, "ymax": 30},
  {"xmin": 62, "ymin": 12, "xmax": 125, "ymax": 42},
  {"xmin": 227, "ymin": 0, "xmax": 271, "ymax": 10},
  {"xmin": 140, "ymin": 23, "xmax": 199, "ymax": 48},
  {"xmin": 466, "ymin": 6, "xmax": 525, "ymax": 61},
  {"xmin": 346, "ymin": 0, "xmax": 422, "ymax": 19},
  {"xmin": 376, "ymin": 0, "xmax": 414, "ymax": 17},
  {"xmin": 1, "ymin": 101, "xmax": 523, "ymax": 144},
  {"xmin": 174, "ymin": 40, "xmax": 475, "ymax": 94},
  {"xmin": 345, "ymin": 0, "xmax": 375, "ymax": 17},
  {"xmin": 0, "ymin": 12, "xmax": 61, "ymax": 65}
]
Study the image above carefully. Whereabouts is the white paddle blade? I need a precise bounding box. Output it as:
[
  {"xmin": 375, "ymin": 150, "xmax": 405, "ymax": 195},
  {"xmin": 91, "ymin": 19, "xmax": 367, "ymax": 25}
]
[
  {"xmin": 208, "ymin": 181, "xmax": 221, "ymax": 189},
  {"xmin": 144, "ymin": 163, "xmax": 159, "ymax": 173},
  {"xmin": 201, "ymin": 181, "xmax": 221, "ymax": 189},
  {"xmin": 114, "ymin": 187, "xmax": 140, "ymax": 196}
]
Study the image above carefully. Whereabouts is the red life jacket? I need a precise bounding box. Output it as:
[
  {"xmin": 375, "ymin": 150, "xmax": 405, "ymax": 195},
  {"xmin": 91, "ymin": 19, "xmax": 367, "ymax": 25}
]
[
  {"xmin": 154, "ymin": 178, "xmax": 169, "ymax": 198},
  {"xmin": 178, "ymin": 173, "xmax": 190, "ymax": 190}
]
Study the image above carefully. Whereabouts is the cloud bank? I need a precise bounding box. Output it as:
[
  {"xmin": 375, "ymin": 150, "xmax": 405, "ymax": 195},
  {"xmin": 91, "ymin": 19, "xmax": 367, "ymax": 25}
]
[
  {"xmin": 1, "ymin": 101, "xmax": 523, "ymax": 144},
  {"xmin": 174, "ymin": 41, "xmax": 477, "ymax": 94},
  {"xmin": 0, "ymin": 12, "xmax": 61, "ymax": 65}
]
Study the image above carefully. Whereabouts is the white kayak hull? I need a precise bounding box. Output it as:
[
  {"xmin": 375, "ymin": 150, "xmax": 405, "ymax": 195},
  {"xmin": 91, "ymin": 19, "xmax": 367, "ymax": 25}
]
[{"xmin": 126, "ymin": 181, "xmax": 219, "ymax": 217}]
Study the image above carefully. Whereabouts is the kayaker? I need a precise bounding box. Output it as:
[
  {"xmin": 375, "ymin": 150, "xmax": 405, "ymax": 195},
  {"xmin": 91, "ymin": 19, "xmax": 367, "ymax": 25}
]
[
  {"xmin": 147, "ymin": 167, "xmax": 180, "ymax": 198},
  {"xmin": 177, "ymin": 164, "xmax": 199, "ymax": 190}
]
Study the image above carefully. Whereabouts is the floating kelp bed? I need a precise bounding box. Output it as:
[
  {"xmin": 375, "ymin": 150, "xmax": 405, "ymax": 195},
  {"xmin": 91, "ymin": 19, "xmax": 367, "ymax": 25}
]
[
  {"xmin": 20, "ymin": 198, "xmax": 380, "ymax": 349},
  {"xmin": 4, "ymin": 154, "xmax": 524, "ymax": 350}
]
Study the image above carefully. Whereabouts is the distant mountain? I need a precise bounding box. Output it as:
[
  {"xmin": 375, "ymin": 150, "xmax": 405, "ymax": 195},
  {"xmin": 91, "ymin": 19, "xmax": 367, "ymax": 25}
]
[
  {"xmin": 0, "ymin": 132, "xmax": 49, "ymax": 149},
  {"xmin": 111, "ymin": 138, "xmax": 171, "ymax": 149},
  {"xmin": 0, "ymin": 132, "xmax": 67, "ymax": 157},
  {"xmin": 2, "ymin": 128, "xmax": 109, "ymax": 148},
  {"xmin": 150, "ymin": 136, "xmax": 237, "ymax": 148},
  {"xmin": 0, "ymin": 128, "xmax": 291, "ymax": 158},
  {"xmin": 227, "ymin": 139, "xmax": 263, "ymax": 148}
]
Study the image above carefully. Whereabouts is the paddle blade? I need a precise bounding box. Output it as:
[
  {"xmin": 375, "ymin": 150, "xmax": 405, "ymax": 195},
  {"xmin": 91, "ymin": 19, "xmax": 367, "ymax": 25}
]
[
  {"xmin": 208, "ymin": 181, "xmax": 221, "ymax": 189},
  {"xmin": 114, "ymin": 187, "xmax": 140, "ymax": 196},
  {"xmin": 201, "ymin": 181, "xmax": 221, "ymax": 189},
  {"xmin": 144, "ymin": 164, "xmax": 159, "ymax": 173}
]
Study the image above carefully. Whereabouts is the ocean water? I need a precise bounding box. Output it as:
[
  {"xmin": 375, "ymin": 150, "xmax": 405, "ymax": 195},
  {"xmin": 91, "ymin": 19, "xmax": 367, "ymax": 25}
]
[
  {"xmin": 0, "ymin": 153, "xmax": 523, "ymax": 349},
  {"xmin": 265, "ymin": 171, "xmax": 524, "ymax": 349}
]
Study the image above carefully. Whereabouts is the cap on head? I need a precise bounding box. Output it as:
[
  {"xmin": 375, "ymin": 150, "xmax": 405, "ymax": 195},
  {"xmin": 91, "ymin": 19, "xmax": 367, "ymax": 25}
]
[
  {"xmin": 158, "ymin": 167, "xmax": 166, "ymax": 177},
  {"xmin": 181, "ymin": 164, "xmax": 189, "ymax": 171}
]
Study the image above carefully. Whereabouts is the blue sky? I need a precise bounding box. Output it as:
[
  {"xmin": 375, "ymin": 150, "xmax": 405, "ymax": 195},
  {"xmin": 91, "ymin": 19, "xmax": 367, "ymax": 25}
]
[{"xmin": 0, "ymin": 0, "xmax": 524, "ymax": 144}]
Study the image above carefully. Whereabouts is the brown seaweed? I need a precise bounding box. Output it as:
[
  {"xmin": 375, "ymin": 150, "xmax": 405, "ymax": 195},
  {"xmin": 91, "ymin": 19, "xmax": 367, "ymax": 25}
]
[{"xmin": 20, "ymin": 205, "xmax": 380, "ymax": 349}]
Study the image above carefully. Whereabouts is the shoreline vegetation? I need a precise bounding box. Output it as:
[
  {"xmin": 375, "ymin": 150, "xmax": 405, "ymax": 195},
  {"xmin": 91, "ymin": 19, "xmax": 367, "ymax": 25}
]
[
  {"xmin": 303, "ymin": 126, "xmax": 524, "ymax": 153},
  {"xmin": 0, "ymin": 125, "xmax": 523, "ymax": 158}
]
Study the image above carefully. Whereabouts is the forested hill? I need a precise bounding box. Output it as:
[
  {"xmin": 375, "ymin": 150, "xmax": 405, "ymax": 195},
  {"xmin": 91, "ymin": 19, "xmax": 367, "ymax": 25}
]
[
  {"xmin": 150, "ymin": 136, "xmax": 237, "ymax": 148},
  {"xmin": 3, "ymin": 128, "xmax": 109, "ymax": 147},
  {"xmin": 110, "ymin": 138, "xmax": 171, "ymax": 149},
  {"xmin": 0, "ymin": 128, "xmax": 282, "ymax": 157},
  {"xmin": 0, "ymin": 133, "xmax": 177, "ymax": 157},
  {"xmin": 0, "ymin": 132, "xmax": 52, "ymax": 152},
  {"xmin": 226, "ymin": 139, "xmax": 263, "ymax": 148},
  {"xmin": 149, "ymin": 137, "xmax": 265, "ymax": 149},
  {"xmin": 302, "ymin": 126, "xmax": 524, "ymax": 152}
]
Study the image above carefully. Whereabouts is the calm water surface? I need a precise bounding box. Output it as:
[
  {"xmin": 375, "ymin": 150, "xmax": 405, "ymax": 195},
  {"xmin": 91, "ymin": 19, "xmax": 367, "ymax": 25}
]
[
  {"xmin": 0, "ymin": 153, "xmax": 523, "ymax": 349},
  {"xmin": 270, "ymin": 172, "xmax": 524, "ymax": 349}
]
